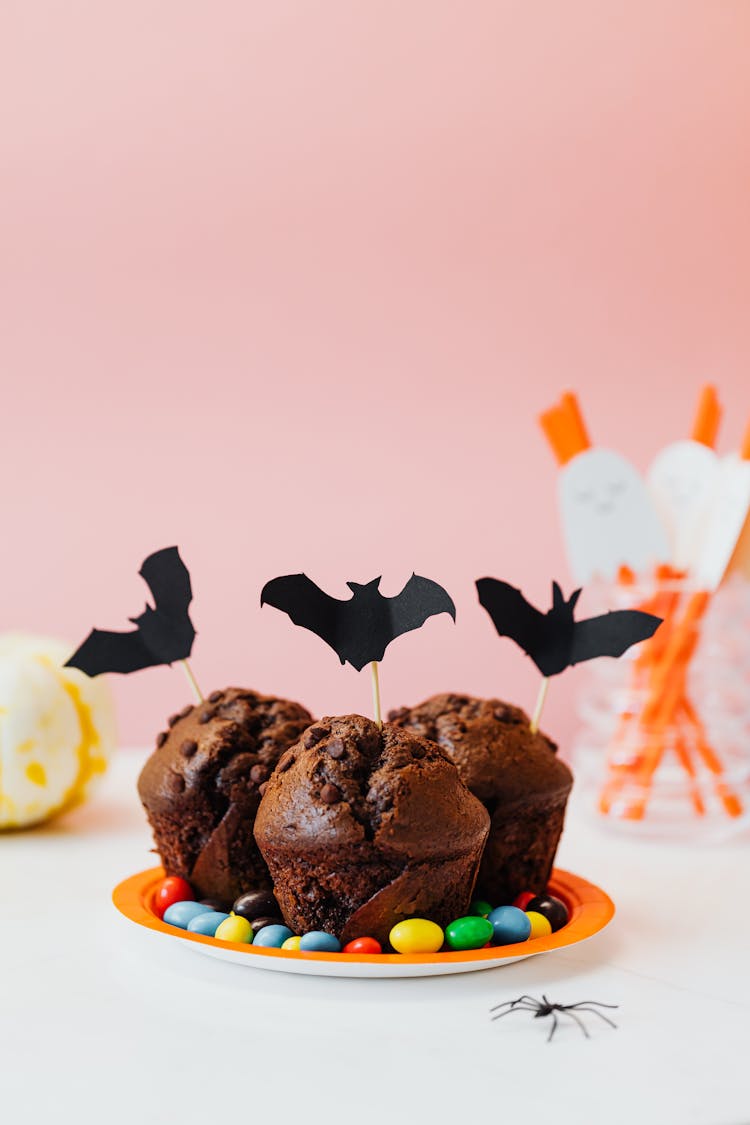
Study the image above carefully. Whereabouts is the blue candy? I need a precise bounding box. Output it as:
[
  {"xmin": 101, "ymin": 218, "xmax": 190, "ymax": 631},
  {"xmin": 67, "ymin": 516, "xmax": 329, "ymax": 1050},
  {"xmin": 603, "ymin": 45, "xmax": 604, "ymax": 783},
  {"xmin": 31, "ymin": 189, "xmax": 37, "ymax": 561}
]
[
  {"xmin": 163, "ymin": 901, "xmax": 214, "ymax": 930},
  {"xmin": 252, "ymin": 924, "xmax": 294, "ymax": 948},
  {"xmin": 187, "ymin": 910, "xmax": 230, "ymax": 936},
  {"xmin": 299, "ymin": 931, "xmax": 341, "ymax": 953},
  {"xmin": 488, "ymin": 905, "xmax": 532, "ymax": 945}
]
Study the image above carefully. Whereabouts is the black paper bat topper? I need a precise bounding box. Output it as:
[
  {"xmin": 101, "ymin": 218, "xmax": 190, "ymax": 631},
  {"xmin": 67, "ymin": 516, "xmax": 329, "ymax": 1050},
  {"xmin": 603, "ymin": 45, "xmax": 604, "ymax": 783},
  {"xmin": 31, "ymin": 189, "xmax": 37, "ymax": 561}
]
[
  {"xmin": 65, "ymin": 546, "xmax": 196, "ymax": 676},
  {"xmin": 260, "ymin": 573, "xmax": 456, "ymax": 671},
  {"xmin": 476, "ymin": 578, "xmax": 662, "ymax": 677}
]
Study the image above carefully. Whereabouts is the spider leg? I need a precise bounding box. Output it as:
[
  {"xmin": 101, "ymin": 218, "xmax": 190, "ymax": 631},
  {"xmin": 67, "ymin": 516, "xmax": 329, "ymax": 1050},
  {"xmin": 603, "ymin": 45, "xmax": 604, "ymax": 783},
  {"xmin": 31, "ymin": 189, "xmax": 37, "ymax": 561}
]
[
  {"xmin": 569, "ymin": 1005, "xmax": 618, "ymax": 1030},
  {"xmin": 490, "ymin": 1008, "xmax": 537, "ymax": 1026},
  {"xmin": 490, "ymin": 995, "xmax": 540, "ymax": 1013},
  {"xmin": 547, "ymin": 1013, "xmax": 558, "ymax": 1043},
  {"xmin": 565, "ymin": 1001, "xmax": 619, "ymax": 1010},
  {"xmin": 563, "ymin": 1008, "xmax": 590, "ymax": 1039}
]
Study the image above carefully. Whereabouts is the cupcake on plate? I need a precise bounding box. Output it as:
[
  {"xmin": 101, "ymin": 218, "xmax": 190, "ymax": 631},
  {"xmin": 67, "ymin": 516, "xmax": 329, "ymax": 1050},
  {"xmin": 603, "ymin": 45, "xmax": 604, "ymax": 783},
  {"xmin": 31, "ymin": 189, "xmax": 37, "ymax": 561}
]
[
  {"xmin": 254, "ymin": 715, "xmax": 490, "ymax": 945},
  {"xmin": 138, "ymin": 688, "xmax": 313, "ymax": 903},
  {"xmin": 388, "ymin": 694, "xmax": 572, "ymax": 905}
]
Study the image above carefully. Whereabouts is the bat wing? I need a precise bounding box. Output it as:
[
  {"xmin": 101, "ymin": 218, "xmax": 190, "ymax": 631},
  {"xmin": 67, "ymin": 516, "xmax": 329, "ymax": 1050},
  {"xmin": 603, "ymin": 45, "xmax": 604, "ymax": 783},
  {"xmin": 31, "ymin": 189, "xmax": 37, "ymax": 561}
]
[
  {"xmin": 386, "ymin": 574, "xmax": 455, "ymax": 630},
  {"xmin": 569, "ymin": 610, "xmax": 662, "ymax": 666},
  {"xmin": 139, "ymin": 546, "xmax": 193, "ymax": 618},
  {"xmin": 65, "ymin": 627, "xmax": 155, "ymax": 676},
  {"xmin": 364, "ymin": 574, "xmax": 455, "ymax": 666},
  {"xmin": 261, "ymin": 574, "xmax": 345, "ymax": 662},
  {"xmin": 476, "ymin": 578, "xmax": 550, "ymax": 673}
]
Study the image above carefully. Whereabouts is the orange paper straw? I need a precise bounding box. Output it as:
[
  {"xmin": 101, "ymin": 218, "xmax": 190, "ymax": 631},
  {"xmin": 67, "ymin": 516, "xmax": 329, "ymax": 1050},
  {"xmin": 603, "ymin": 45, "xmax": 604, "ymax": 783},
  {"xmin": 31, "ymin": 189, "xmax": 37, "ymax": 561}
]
[{"xmin": 691, "ymin": 384, "xmax": 722, "ymax": 448}]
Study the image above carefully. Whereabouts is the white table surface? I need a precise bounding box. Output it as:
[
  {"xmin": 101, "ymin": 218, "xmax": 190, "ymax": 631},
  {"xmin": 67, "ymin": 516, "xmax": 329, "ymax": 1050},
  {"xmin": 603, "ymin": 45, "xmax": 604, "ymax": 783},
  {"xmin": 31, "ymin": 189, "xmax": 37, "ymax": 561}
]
[{"xmin": 2, "ymin": 750, "xmax": 748, "ymax": 1125}]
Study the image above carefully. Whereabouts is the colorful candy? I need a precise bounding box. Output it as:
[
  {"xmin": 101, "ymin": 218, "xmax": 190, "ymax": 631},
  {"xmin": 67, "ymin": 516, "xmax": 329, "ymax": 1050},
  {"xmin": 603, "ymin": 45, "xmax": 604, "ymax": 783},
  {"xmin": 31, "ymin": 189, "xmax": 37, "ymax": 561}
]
[
  {"xmin": 187, "ymin": 911, "xmax": 230, "ymax": 936},
  {"xmin": 469, "ymin": 899, "xmax": 493, "ymax": 918},
  {"xmin": 214, "ymin": 915, "xmax": 254, "ymax": 943},
  {"xmin": 281, "ymin": 935, "xmax": 302, "ymax": 951},
  {"xmin": 389, "ymin": 918, "xmax": 444, "ymax": 954},
  {"xmin": 163, "ymin": 901, "xmax": 212, "ymax": 929},
  {"xmin": 153, "ymin": 876, "xmax": 194, "ymax": 919},
  {"xmin": 252, "ymin": 924, "xmax": 294, "ymax": 948},
  {"xmin": 524, "ymin": 894, "xmax": 569, "ymax": 932},
  {"xmin": 487, "ymin": 905, "xmax": 532, "ymax": 945},
  {"xmin": 444, "ymin": 915, "xmax": 493, "ymax": 951},
  {"xmin": 199, "ymin": 897, "xmax": 231, "ymax": 913},
  {"xmin": 512, "ymin": 890, "xmax": 536, "ymax": 911},
  {"xmin": 342, "ymin": 937, "xmax": 382, "ymax": 955},
  {"xmin": 248, "ymin": 915, "xmax": 285, "ymax": 933},
  {"xmin": 299, "ymin": 931, "xmax": 341, "ymax": 953},
  {"xmin": 526, "ymin": 911, "xmax": 553, "ymax": 939},
  {"xmin": 232, "ymin": 889, "xmax": 279, "ymax": 922}
]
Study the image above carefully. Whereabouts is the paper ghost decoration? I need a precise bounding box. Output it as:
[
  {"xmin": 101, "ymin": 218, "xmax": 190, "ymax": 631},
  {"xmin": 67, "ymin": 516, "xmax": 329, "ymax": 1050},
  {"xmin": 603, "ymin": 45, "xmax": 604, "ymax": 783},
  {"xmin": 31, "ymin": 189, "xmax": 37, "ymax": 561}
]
[
  {"xmin": 260, "ymin": 573, "xmax": 456, "ymax": 671},
  {"xmin": 476, "ymin": 578, "xmax": 662, "ymax": 677},
  {"xmin": 541, "ymin": 393, "xmax": 669, "ymax": 584},
  {"xmin": 692, "ymin": 451, "xmax": 750, "ymax": 590},
  {"xmin": 648, "ymin": 441, "xmax": 719, "ymax": 570},
  {"xmin": 647, "ymin": 386, "xmax": 722, "ymax": 571},
  {"xmin": 65, "ymin": 546, "xmax": 196, "ymax": 676}
]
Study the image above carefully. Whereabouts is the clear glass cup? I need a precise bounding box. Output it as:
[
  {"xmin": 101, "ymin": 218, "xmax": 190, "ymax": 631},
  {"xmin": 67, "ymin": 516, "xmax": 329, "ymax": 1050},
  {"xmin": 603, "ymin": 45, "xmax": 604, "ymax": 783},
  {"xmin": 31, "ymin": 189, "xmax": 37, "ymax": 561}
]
[{"xmin": 572, "ymin": 575, "xmax": 750, "ymax": 840}]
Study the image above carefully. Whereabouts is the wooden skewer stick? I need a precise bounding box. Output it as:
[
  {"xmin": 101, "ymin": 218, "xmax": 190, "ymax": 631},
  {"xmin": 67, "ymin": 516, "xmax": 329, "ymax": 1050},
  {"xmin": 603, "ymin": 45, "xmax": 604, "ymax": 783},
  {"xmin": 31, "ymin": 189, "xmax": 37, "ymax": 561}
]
[
  {"xmin": 180, "ymin": 659, "xmax": 204, "ymax": 704},
  {"xmin": 530, "ymin": 677, "xmax": 549, "ymax": 734},
  {"xmin": 370, "ymin": 660, "xmax": 382, "ymax": 729}
]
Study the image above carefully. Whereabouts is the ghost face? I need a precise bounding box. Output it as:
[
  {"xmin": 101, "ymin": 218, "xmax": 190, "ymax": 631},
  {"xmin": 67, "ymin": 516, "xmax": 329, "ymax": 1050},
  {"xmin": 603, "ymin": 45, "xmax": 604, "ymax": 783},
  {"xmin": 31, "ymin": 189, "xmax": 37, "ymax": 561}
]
[
  {"xmin": 559, "ymin": 448, "xmax": 669, "ymax": 584},
  {"xmin": 647, "ymin": 440, "xmax": 719, "ymax": 569}
]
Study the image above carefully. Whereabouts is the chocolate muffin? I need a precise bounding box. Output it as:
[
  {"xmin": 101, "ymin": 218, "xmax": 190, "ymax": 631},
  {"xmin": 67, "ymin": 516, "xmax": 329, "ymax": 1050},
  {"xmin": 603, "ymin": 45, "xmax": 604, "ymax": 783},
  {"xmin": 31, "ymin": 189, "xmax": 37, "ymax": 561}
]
[
  {"xmin": 389, "ymin": 694, "xmax": 573, "ymax": 905},
  {"xmin": 138, "ymin": 688, "xmax": 313, "ymax": 902},
  {"xmin": 254, "ymin": 715, "xmax": 490, "ymax": 945}
]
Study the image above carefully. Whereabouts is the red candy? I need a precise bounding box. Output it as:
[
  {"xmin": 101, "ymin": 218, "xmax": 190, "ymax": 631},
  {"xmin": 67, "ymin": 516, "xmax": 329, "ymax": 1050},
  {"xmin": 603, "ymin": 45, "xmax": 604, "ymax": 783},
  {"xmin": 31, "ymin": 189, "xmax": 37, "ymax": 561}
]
[
  {"xmin": 153, "ymin": 876, "xmax": 194, "ymax": 919},
  {"xmin": 342, "ymin": 937, "xmax": 382, "ymax": 955},
  {"xmin": 513, "ymin": 891, "xmax": 536, "ymax": 911}
]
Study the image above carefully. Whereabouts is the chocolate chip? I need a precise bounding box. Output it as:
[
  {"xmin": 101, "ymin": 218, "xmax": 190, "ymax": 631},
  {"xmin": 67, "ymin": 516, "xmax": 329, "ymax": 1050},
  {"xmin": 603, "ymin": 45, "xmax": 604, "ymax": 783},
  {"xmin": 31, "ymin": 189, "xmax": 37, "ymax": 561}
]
[
  {"xmin": 303, "ymin": 725, "xmax": 330, "ymax": 748},
  {"xmin": 411, "ymin": 745, "xmax": 425, "ymax": 760},
  {"xmin": 320, "ymin": 783, "xmax": 342, "ymax": 805},
  {"xmin": 259, "ymin": 781, "xmax": 268, "ymax": 797},
  {"xmin": 167, "ymin": 773, "xmax": 185, "ymax": 794},
  {"xmin": 278, "ymin": 752, "xmax": 294, "ymax": 773},
  {"xmin": 198, "ymin": 708, "xmax": 215, "ymax": 724},
  {"xmin": 155, "ymin": 731, "xmax": 168, "ymax": 748},
  {"xmin": 208, "ymin": 690, "xmax": 224, "ymax": 703},
  {"xmin": 180, "ymin": 739, "xmax": 198, "ymax": 758},
  {"xmin": 167, "ymin": 713, "xmax": 180, "ymax": 728},
  {"xmin": 493, "ymin": 705, "xmax": 512, "ymax": 722},
  {"xmin": 178, "ymin": 704, "xmax": 193, "ymax": 719},
  {"xmin": 250, "ymin": 763, "xmax": 270, "ymax": 784},
  {"xmin": 327, "ymin": 738, "xmax": 346, "ymax": 760}
]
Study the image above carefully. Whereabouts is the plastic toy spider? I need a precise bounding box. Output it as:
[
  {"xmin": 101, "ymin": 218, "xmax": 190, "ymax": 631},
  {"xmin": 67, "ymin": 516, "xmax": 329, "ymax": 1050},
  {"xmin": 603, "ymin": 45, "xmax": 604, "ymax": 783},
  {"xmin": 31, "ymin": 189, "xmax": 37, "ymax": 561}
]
[{"xmin": 490, "ymin": 994, "xmax": 618, "ymax": 1042}]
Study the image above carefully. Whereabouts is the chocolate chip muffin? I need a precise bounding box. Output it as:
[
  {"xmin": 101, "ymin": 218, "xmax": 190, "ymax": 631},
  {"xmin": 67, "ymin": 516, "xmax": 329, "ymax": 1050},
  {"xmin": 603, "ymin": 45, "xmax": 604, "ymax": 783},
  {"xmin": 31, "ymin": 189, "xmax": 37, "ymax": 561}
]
[
  {"xmin": 389, "ymin": 694, "xmax": 572, "ymax": 905},
  {"xmin": 138, "ymin": 688, "xmax": 313, "ymax": 902},
  {"xmin": 253, "ymin": 715, "xmax": 490, "ymax": 945}
]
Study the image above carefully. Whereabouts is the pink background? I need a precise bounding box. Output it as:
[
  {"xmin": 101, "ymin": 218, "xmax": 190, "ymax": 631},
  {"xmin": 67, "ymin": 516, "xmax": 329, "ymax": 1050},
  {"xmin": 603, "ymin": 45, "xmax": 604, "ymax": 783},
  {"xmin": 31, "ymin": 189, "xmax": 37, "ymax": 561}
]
[{"xmin": 1, "ymin": 2, "xmax": 749, "ymax": 748}]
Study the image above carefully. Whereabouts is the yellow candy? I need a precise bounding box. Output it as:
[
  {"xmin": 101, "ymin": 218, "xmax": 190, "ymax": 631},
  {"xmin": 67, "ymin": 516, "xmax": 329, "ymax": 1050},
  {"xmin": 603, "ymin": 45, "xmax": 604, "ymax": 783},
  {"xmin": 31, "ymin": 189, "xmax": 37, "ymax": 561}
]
[
  {"xmin": 282, "ymin": 935, "xmax": 302, "ymax": 951},
  {"xmin": 526, "ymin": 911, "xmax": 553, "ymax": 940},
  {"xmin": 389, "ymin": 918, "xmax": 444, "ymax": 955},
  {"xmin": 215, "ymin": 916, "xmax": 253, "ymax": 944}
]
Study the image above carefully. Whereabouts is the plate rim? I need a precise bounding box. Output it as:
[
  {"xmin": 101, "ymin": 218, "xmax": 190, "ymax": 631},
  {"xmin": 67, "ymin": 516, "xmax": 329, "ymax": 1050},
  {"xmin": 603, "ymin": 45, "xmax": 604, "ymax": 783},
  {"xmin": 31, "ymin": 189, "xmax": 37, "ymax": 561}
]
[{"xmin": 112, "ymin": 866, "xmax": 615, "ymax": 967}]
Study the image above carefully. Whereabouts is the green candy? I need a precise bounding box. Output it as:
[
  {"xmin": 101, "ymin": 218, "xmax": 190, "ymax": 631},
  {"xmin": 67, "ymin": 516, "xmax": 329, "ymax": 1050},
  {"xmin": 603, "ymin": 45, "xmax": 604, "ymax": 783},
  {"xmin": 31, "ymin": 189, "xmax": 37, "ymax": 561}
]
[
  {"xmin": 445, "ymin": 915, "xmax": 494, "ymax": 951},
  {"xmin": 469, "ymin": 899, "xmax": 493, "ymax": 918}
]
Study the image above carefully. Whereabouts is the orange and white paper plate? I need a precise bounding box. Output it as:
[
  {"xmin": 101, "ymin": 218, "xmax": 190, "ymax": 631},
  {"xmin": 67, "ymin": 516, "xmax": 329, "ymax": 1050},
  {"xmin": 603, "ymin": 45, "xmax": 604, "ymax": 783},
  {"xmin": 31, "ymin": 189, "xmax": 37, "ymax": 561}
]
[{"xmin": 113, "ymin": 866, "xmax": 614, "ymax": 978}]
